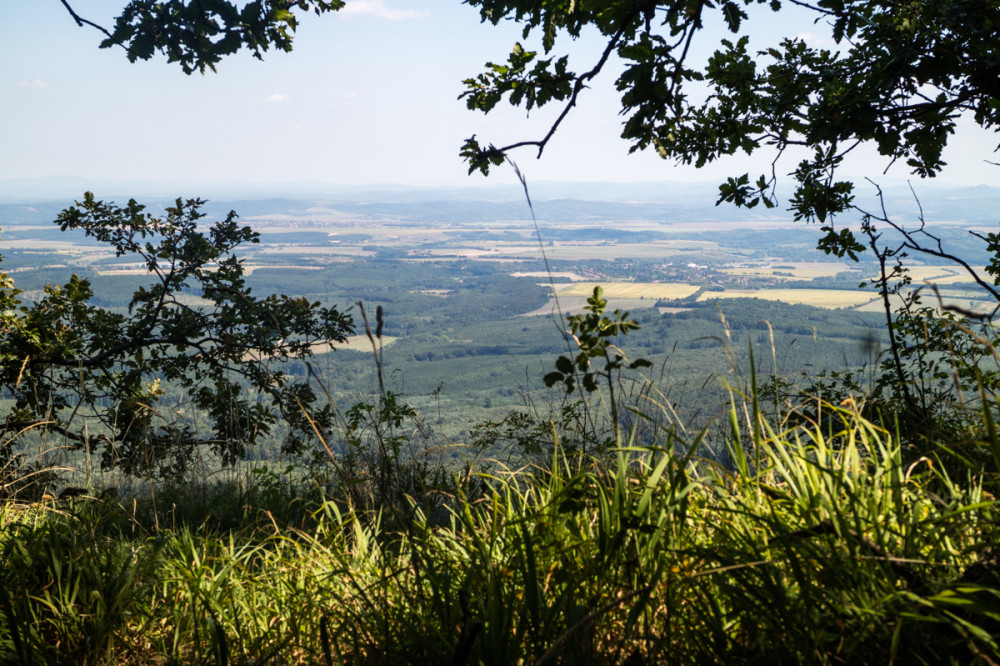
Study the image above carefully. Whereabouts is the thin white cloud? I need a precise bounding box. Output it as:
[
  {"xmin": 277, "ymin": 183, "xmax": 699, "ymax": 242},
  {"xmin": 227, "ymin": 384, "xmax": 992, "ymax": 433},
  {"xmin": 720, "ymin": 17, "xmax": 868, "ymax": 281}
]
[
  {"xmin": 344, "ymin": 90, "xmax": 360, "ymax": 99},
  {"xmin": 340, "ymin": 1, "xmax": 429, "ymax": 20},
  {"xmin": 16, "ymin": 80, "xmax": 48, "ymax": 89},
  {"xmin": 267, "ymin": 93, "xmax": 290, "ymax": 103},
  {"xmin": 794, "ymin": 32, "xmax": 836, "ymax": 48}
]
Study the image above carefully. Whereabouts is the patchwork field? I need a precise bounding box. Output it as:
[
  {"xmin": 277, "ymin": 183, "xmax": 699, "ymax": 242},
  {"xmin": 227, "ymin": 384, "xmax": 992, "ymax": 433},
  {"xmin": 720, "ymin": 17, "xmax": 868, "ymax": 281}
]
[
  {"xmin": 699, "ymin": 289, "xmax": 877, "ymax": 309},
  {"xmin": 873, "ymin": 265, "xmax": 988, "ymax": 285},
  {"xmin": 525, "ymin": 296, "xmax": 654, "ymax": 317},
  {"xmin": 423, "ymin": 243, "xmax": 740, "ymax": 260},
  {"xmin": 854, "ymin": 294, "xmax": 996, "ymax": 316},
  {"xmin": 554, "ymin": 282, "xmax": 701, "ymax": 300},
  {"xmin": 720, "ymin": 261, "xmax": 858, "ymax": 280},
  {"xmin": 309, "ymin": 335, "xmax": 399, "ymax": 354}
]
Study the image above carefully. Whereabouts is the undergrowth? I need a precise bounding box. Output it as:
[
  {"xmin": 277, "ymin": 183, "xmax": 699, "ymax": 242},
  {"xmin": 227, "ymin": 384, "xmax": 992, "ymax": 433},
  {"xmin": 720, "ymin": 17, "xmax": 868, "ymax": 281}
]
[{"xmin": 2, "ymin": 395, "xmax": 998, "ymax": 664}]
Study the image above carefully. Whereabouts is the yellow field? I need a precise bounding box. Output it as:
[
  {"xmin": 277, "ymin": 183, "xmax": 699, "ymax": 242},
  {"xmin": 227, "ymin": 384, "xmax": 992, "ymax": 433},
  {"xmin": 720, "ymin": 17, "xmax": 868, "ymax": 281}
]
[
  {"xmin": 879, "ymin": 266, "xmax": 988, "ymax": 285},
  {"xmin": 933, "ymin": 272, "xmax": 983, "ymax": 285},
  {"xmin": 309, "ymin": 335, "xmax": 398, "ymax": 354},
  {"xmin": 698, "ymin": 289, "xmax": 876, "ymax": 309},
  {"xmin": 258, "ymin": 246, "xmax": 374, "ymax": 256},
  {"xmin": 554, "ymin": 282, "xmax": 700, "ymax": 300},
  {"xmin": 854, "ymin": 294, "xmax": 996, "ymax": 316}
]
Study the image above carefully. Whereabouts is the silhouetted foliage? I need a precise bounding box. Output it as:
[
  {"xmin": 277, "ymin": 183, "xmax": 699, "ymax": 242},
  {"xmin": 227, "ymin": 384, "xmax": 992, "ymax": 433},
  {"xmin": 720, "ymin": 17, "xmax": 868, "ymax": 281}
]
[{"xmin": 0, "ymin": 194, "xmax": 352, "ymax": 478}]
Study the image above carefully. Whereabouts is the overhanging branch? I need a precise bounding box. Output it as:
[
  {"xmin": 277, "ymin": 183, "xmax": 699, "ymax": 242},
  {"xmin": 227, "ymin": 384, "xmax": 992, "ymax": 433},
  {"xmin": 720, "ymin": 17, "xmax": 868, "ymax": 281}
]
[
  {"xmin": 488, "ymin": 11, "xmax": 640, "ymax": 160},
  {"xmin": 59, "ymin": 0, "xmax": 115, "ymax": 40}
]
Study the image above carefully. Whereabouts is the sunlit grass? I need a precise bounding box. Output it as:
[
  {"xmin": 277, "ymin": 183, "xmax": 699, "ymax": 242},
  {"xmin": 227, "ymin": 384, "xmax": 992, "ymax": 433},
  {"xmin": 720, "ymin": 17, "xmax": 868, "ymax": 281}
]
[{"xmin": 2, "ymin": 397, "xmax": 997, "ymax": 664}]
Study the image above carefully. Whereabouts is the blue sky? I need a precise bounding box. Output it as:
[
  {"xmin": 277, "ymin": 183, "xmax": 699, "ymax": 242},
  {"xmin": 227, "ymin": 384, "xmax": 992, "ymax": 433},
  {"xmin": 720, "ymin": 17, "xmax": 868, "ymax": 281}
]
[{"xmin": 3, "ymin": 1, "xmax": 998, "ymax": 191}]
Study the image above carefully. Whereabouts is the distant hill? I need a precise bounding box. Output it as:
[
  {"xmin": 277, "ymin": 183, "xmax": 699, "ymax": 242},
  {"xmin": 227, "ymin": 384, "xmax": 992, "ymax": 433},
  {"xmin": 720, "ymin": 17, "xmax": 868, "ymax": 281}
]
[{"xmin": 1, "ymin": 179, "xmax": 997, "ymax": 226}]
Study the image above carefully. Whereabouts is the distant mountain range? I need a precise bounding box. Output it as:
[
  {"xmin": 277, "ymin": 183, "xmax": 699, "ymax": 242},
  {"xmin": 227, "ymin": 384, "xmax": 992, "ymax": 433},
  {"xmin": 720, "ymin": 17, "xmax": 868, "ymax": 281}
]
[
  {"xmin": 0, "ymin": 176, "xmax": 725, "ymax": 202},
  {"xmin": 0, "ymin": 177, "xmax": 997, "ymax": 226}
]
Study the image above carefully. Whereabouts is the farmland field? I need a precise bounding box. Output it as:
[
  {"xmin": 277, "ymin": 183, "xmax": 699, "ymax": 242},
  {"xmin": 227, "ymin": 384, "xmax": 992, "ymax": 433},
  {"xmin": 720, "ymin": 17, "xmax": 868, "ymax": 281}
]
[
  {"xmin": 877, "ymin": 265, "xmax": 988, "ymax": 285},
  {"xmin": 854, "ymin": 294, "xmax": 996, "ymax": 315},
  {"xmin": 554, "ymin": 282, "xmax": 700, "ymax": 300},
  {"xmin": 698, "ymin": 289, "xmax": 877, "ymax": 309},
  {"xmin": 720, "ymin": 261, "xmax": 858, "ymax": 280},
  {"xmin": 423, "ymin": 243, "xmax": 742, "ymax": 260},
  {"xmin": 309, "ymin": 335, "xmax": 399, "ymax": 354},
  {"xmin": 525, "ymin": 296, "xmax": 655, "ymax": 317},
  {"xmin": 522, "ymin": 282, "xmax": 701, "ymax": 317}
]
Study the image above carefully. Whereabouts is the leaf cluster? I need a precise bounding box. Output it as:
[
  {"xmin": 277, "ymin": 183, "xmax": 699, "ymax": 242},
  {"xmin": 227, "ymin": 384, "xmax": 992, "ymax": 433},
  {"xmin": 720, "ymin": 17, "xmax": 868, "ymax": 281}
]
[
  {"xmin": 1, "ymin": 194, "xmax": 352, "ymax": 478},
  {"xmin": 87, "ymin": 0, "xmax": 344, "ymax": 74},
  {"xmin": 461, "ymin": 43, "xmax": 573, "ymax": 115},
  {"xmin": 544, "ymin": 287, "xmax": 652, "ymax": 395},
  {"xmin": 461, "ymin": 0, "xmax": 1000, "ymax": 253}
]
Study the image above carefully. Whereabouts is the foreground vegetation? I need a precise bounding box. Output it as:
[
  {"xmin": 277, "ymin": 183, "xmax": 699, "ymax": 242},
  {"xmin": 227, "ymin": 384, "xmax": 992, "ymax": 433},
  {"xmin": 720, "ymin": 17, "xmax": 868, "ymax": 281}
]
[
  {"xmin": 6, "ymin": 0, "xmax": 1000, "ymax": 661},
  {"xmin": 2, "ymin": 388, "xmax": 999, "ymax": 664}
]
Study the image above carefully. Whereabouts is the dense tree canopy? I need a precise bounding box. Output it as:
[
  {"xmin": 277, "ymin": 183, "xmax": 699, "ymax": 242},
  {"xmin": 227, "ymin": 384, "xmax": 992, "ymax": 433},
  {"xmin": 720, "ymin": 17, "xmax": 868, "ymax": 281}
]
[
  {"xmin": 59, "ymin": 0, "xmax": 342, "ymax": 73},
  {"xmin": 460, "ymin": 0, "xmax": 1000, "ymax": 254}
]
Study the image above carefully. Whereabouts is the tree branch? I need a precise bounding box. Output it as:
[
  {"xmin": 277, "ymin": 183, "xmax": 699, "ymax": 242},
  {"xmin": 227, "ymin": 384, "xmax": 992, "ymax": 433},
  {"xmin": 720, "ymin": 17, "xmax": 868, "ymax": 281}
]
[
  {"xmin": 868, "ymin": 182, "xmax": 1000, "ymax": 304},
  {"xmin": 489, "ymin": 12, "xmax": 640, "ymax": 160},
  {"xmin": 784, "ymin": 0, "xmax": 837, "ymax": 16},
  {"xmin": 59, "ymin": 0, "xmax": 114, "ymax": 40}
]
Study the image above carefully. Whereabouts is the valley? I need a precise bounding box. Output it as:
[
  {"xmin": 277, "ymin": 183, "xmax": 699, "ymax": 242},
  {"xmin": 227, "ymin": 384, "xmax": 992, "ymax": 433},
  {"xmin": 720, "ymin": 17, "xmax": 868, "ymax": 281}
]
[{"xmin": 1, "ymin": 183, "xmax": 996, "ymax": 458}]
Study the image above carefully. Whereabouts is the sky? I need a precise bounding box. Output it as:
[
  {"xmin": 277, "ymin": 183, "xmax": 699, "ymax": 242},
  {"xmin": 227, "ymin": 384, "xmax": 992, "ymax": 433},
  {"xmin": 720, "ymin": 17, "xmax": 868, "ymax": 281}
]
[{"xmin": 2, "ymin": 1, "xmax": 999, "ymax": 194}]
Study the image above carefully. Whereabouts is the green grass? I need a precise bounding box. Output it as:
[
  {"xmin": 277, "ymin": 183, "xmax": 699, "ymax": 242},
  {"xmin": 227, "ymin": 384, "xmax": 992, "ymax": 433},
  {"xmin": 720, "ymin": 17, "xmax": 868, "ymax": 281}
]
[{"xmin": 2, "ymin": 397, "xmax": 998, "ymax": 664}]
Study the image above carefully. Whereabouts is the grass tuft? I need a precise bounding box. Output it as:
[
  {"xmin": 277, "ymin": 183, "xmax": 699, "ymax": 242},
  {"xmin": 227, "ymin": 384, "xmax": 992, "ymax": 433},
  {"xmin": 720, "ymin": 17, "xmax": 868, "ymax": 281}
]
[{"xmin": 2, "ymin": 395, "xmax": 997, "ymax": 663}]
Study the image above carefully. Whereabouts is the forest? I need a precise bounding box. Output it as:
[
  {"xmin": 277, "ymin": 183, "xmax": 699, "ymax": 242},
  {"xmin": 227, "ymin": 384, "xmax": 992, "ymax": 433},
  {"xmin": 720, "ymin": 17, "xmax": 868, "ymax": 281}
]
[{"xmin": 2, "ymin": 1, "xmax": 1000, "ymax": 664}]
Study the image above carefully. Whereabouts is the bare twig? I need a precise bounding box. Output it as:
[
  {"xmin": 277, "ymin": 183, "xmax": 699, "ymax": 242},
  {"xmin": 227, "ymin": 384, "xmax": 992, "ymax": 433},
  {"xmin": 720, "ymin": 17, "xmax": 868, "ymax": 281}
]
[{"xmin": 59, "ymin": 0, "xmax": 115, "ymax": 40}]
